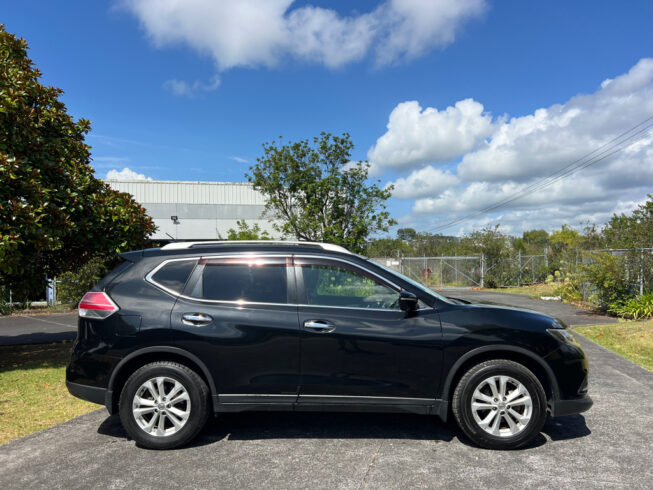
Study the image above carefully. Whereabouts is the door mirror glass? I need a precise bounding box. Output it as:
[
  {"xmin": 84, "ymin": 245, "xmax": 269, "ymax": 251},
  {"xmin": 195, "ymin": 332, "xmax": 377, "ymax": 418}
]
[{"xmin": 398, "ymin": 290, "xmax": 418, "ymax": 312}]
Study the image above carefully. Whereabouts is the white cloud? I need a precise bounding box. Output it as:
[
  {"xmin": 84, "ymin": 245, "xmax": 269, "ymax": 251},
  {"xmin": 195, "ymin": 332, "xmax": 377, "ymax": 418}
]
[
  {"xmin": 105, "ymin": 167, "xmax": 153, "ymax": 181},
  {"xmin": 374, "ymin": 58, "xmax": 653, "ymax": 235},
  {"xmin": 368, "ymin": 99, "xmax": 495, "ymax": 170},
  {"xmin": 374, "ymin": 0, "xmax": 487, "ymax": 66},
  {"xmin": 230, "ymin": 156, "xmax": 249, "ymax": 163},
  {"xmin": 457, "ymin": 59, "xmax": 653, "ymax": 182},
  {"xmin": 121, "ymin": 0, "xmax": 486, "ymax": 70},
  {"xmin": 388, "ymin": 166, "xmax": 459, "ymax": 199},
  {"xmin": 163, "ymin": 75, "xmax": 220, "ymax": 97}
]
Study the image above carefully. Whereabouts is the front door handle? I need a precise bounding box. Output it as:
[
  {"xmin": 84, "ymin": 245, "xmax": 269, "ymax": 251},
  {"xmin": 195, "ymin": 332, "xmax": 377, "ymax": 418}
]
[
  {"xmin": 303, "ymin": 320, "xmax": 335, "ymax": 333},
  {"xmin": 182, "ymin": 313, "xmax": 213, "ymax": 326}
]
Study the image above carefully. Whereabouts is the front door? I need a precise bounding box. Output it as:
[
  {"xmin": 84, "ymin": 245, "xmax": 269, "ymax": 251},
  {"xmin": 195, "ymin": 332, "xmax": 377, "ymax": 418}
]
[
  {"xmin": 171, "ymin": 255, "xmax": 300, "ymax": 402},
  {"xmin": 294, "ymin": 256, "xmax": 442, "ymax": 403}
]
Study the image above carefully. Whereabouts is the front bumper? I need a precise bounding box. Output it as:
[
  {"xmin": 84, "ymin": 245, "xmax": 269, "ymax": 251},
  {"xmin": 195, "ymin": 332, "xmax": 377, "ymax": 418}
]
[{"xmin": 549, "ymin": 394, "xmax": 593, "ymax": 417}]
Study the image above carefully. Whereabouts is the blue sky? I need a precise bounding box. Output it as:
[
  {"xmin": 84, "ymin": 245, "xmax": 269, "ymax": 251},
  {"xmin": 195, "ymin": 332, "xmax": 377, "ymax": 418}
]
[{"xmin": 4, "ymin": 1, "xmax": 653, "ymax": 236}]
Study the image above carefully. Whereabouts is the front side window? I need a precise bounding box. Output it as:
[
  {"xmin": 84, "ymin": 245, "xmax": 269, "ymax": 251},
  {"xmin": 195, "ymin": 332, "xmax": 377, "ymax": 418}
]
[
  {"xmin": 300, "ymin": 262, "xmax": 399, "ymax": 309},
  {"xmin": 199, "ymin": 258, "xmax": 288, "ymax": 304}
]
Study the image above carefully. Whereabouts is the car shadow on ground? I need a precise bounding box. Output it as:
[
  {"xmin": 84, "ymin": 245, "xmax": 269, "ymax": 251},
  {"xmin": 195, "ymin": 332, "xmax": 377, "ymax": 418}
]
[
  {"xmin": 0, "ymin": 331, "xmax": 76, "ymax": 346},
  {"xmin": 97, "ymin": 411, "xmax": 590, "ymax": 450}
]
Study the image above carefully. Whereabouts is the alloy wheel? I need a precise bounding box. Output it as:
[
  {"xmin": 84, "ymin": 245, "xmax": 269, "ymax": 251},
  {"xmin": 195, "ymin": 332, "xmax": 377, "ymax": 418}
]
[
  {"xmin": 470, "ymin": 375, "xmax": 533, "ymax": 437},
  {"xmin": 132, "ymin": 376, "xmax": 191, "ymax": 437}
]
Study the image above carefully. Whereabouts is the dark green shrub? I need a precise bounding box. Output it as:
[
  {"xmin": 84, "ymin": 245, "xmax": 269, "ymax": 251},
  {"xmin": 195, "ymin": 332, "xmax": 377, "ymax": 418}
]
[
  {"xmin": 484, "ymin": 277, "xmax": 499, "ymax": 289},
  {"xmin": 555, "ymin": 273, "xmax": 583, "ymax": 303},
  {"xmin": 608, "ymin": 292, "xmax": 653, "ymax": 320},
  {"xmin": 57, "ymin": 256, "xmax": 113, "ymax": 305},
  {"xmin": 581, "ymin": 252, "xmax": 632, "ymax": 310}
]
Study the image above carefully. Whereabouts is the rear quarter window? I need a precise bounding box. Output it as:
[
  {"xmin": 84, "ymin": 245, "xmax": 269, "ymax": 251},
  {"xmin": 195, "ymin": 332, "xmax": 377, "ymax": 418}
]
[{"xmin": 150, "ymin": 259, "xmax": 197, "ymax": 294}]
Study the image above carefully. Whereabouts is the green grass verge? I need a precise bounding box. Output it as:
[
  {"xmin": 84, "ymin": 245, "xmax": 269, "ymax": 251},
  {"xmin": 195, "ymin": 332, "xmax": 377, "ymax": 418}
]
[
  {"xmin": 0, "ymin": 342, "xmax": 98, "ymax": 445},
  {"xmin": 485, "ymin": 283, "xmax": 559, "ymax": 299},
  {"xmin": 574, "ymin": 320, "xmax": 653, "ymax": 372}
]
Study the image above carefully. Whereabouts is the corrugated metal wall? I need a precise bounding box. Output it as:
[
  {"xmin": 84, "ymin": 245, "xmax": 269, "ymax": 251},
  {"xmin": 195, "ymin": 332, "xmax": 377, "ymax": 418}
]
[
  {"xmin": 107, "ymin": 180, "xmax": 266, "ymax": 205},
  {"xmin": 106, "ymin": 180, "xmax": 275, "ymax": 240}
]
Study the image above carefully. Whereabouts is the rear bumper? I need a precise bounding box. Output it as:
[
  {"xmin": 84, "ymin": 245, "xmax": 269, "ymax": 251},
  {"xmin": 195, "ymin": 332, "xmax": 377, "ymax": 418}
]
[
  {"xmin": 66, "ymin": 381, "xmax": 107, "ymax": 407},
  {"xmin": 549, "ymin": 394, "xmax": 593, "ymax": 417}
]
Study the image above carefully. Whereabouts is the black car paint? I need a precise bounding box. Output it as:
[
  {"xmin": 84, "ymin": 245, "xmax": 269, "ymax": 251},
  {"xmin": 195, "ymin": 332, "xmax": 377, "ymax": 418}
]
[{"xmin": 66, "ymin": 244, "xmax": 592, "ymax": 420}]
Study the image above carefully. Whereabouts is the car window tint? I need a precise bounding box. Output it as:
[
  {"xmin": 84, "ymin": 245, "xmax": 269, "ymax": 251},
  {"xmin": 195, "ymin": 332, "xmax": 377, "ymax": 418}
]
[
  {"xmin": 201, "ymin": 264, "xmax": 287, "ymax": 303},
  {"xmin": 302, "ymin": 264, "xmax": 399, "ymax": 309},
  {"xmin": 151, "ymin": 260, "xmax": 196, "ymax": 294}
]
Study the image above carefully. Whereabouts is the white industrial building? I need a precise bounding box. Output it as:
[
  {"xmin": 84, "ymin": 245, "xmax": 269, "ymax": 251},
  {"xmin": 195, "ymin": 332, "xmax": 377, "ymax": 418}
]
[{"xmin": 107, "ymin": 180, "xmax": 276, "ymax": 241}]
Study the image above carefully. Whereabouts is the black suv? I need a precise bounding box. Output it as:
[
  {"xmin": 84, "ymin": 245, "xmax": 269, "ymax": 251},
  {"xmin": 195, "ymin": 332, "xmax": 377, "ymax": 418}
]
[{"xmin": 67, "ymin": 241, "xmax": 592, "ymax": 450}]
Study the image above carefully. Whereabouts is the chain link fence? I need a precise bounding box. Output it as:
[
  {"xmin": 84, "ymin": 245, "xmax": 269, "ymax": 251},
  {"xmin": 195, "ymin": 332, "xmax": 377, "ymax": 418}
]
[
  {"xmin": 373, "ymin": 248, "xmax": 652, "ymax": 292},
  {"xmin": 371, "ymin": 254, "xmax": 548, "ymax": 288}
]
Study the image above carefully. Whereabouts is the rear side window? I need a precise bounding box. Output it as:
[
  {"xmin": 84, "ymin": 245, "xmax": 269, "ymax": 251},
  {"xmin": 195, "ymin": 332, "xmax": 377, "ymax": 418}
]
[
  {"xmin": 200, "ymin": 261, "xmax": 288, "ymax": 304},
  {"xmin": 150, "ymin": 259, "xmax": 196, "ymax": 294}
]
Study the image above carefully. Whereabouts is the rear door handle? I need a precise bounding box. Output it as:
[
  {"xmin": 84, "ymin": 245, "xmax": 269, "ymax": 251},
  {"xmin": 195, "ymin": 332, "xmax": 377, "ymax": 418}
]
[
  {"xmin": 182, "ymin": 313, "xmax": 213, "ymax": 326},
  {"xmin": 303, "ymin": 320, "xmax": 335, "ymax": 333}
]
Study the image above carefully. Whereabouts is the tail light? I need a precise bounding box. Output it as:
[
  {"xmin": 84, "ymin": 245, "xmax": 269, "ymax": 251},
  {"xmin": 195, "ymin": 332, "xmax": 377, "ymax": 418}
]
[{"xmin": 79, "ymin": 292, "xmax": 119, "ymax": 319}]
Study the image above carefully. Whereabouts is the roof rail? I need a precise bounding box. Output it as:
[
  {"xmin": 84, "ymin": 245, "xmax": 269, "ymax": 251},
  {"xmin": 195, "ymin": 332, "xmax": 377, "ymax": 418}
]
[{"xmin": 160, "ymin": 240, "xmax": 351, "ymax": 254}]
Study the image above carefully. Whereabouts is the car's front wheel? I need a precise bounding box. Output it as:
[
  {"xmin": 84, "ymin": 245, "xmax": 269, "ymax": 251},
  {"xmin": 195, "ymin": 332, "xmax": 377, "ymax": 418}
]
[
  {"xmin": 119, "ymin": 361, "xmax": 210, "ymax": 449},
  {"xmin": 452, "ymin": 359, "xmax": 547, "ymax": 449}
]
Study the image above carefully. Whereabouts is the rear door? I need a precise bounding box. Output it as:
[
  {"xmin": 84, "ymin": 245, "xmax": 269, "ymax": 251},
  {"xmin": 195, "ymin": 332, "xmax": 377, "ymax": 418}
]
[
  {"xmin": 169, "ymin": 254, "xmax": 300, "ymax": 402},
  {"xmin": 295, "ymin": 256, "xmax": 442, "ymax": 403}
]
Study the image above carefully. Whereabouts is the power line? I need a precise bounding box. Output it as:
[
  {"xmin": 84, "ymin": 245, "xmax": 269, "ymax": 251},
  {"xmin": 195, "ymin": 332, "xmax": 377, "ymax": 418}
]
[
  {"xmin": 428, "ymin": 125, "xmax": 653, "ymax": 233},
  {"xmin": 416, "ymin": 115, "xmax": 653, "ymax": 234}
]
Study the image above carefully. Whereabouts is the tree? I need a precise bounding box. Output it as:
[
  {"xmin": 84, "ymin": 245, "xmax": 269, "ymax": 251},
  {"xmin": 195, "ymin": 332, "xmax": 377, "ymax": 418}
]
[
  {"xmin": 247, "ymin": 132, "xmax": 395, "ymax": 253},
  {"xmin": 462, "ymin": 226, "xmax": 511, "ymax": 287},
  {"xmin": 397, "ymin": 227, "xmax": 417, "ymax": 242},
  {"xmin": 366, "ymin": 238, "xmax": 411, "ymax": 257},
  {"xmin": 0, "ymin": 26, "xmax": 156, "ymax": 300},
  {"xmin": 412, "ymin": 232, "xmax": 465, "ymax": 257},
  {"xmin": 603, "ymin": 195, "xmax": 653, "ymax": 249},
  {"xmin": 522, "ymin": 229, "xmax": 549, "ymax": 247},
  {"xmin": 550, "ymin": 225, "xmax": 580, "ymax": 250},
  {"xmin": 226, "ymin": 220, "xmax": 271, "ymax": 240}
]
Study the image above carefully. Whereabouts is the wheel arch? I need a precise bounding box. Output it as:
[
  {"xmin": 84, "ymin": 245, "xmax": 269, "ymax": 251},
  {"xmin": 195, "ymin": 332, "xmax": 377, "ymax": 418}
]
[
  {"xmin": 107, "ymin": 346, "xmax": 218, "ymax": 414},
  {"xmin": 441, "ymin": 345, "xmax": 559, "ymax": 406}
]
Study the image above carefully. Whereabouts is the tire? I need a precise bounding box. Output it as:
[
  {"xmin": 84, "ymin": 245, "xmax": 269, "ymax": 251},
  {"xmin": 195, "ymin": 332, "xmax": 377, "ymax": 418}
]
[
  {"xmin": 452, "ymin": 359, "xmax": 547, "ymax": 450},
  {"xmin": 119, "ymin": 361, "xmax": 210, "ymax": 450}
]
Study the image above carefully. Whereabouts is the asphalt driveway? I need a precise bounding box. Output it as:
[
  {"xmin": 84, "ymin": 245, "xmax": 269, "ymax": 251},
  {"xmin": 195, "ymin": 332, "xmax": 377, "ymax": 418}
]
[
  {"xmin": 0, "ymin": 312, "xmax": 77, "ymax": 345},
  {"xmin": 1, "ymin": 294, "xmax": 652, "ymax": 489}
]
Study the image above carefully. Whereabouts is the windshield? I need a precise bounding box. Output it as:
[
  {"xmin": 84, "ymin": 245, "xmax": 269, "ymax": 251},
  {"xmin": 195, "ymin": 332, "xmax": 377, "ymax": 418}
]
[{"xmin": 368, "ymin": 259, "xmax": 453, "ymax": 304}]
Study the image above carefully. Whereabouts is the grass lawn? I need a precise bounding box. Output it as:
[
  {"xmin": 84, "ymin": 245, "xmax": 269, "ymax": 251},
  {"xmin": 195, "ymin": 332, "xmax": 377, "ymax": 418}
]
[
  {"xmin": 0, "ymin": 342, "xmax": 99, "ymax": 445},
  {"xmin": 486, "ymin": 283, "xmax": 559, "ymax": 299},
  {"xmin": 574, "ymin": 320, "xmax": 653, "ymax": 372}
]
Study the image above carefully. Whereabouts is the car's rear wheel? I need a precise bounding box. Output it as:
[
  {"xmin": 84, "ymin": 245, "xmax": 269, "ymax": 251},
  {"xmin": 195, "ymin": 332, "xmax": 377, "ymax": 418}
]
[
  {"xmin": 119, "ymin": 361, "xmax": 210, "ymax": 449},
  {"xmin": 452, "ymin": 359, "xmax": 547, "ymax": 449}
]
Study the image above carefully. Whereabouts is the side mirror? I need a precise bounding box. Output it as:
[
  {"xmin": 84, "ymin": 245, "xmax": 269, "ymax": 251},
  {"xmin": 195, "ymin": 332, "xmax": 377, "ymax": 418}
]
[{"xmin": 399, "ymin": 290, "xmax": 418, "ymax": 312}]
